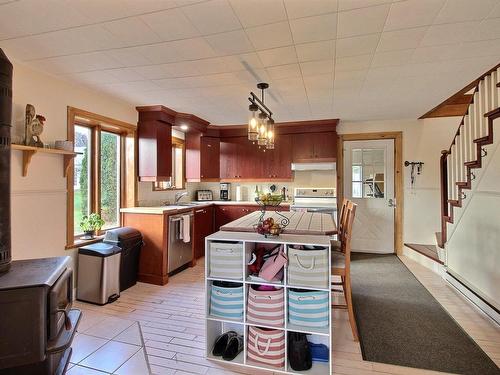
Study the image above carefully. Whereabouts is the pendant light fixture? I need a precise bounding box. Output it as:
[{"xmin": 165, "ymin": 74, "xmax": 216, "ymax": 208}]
[{"xmin": 248, "ymin": 82, "xmax": 275, "ymax": 149}]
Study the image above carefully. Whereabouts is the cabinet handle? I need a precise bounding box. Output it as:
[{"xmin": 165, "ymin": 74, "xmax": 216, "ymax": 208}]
[{"xmin": 195, "ymin": 209, "xmax": 204, "ymax": 213}]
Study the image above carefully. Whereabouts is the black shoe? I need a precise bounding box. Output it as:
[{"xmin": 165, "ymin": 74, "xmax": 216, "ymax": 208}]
[
  {"xmin": 212, "ymin": 331, "xmax": 238, "ymax": 356},
  {"xmin": 223, "ymin": 335, "xmax": 243, "ymax": 361}
]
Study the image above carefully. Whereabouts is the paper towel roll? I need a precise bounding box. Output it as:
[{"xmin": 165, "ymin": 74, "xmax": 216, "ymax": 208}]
[{"xmin": 236, "ymin": 186, "xmax": 242, "ymax": 201}]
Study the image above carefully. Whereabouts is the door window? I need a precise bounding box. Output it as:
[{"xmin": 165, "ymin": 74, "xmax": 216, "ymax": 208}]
[{"xmin": 351, "ymin": 148, "xmax": 385, "ymax": 198}]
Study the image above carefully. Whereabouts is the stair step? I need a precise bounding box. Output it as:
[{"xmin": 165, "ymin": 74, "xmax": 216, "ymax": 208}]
[{"xmin": 404, "ymin": 243, "xmax": 444, "ymax": 264}]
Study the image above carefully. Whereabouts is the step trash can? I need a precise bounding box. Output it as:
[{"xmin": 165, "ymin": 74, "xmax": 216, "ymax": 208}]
[
  {"xmin": 77, "ymin": 242, "xmax": 121, "ymax": 305},
  {"xmin": 104, "ymin": 227, "xmax": 143, "ymax": 292}
]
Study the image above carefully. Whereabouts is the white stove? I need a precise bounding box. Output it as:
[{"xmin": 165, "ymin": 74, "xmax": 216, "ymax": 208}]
[{"xmin": 291, "ymin": 187, "xmax": 337, "ymax": 214}]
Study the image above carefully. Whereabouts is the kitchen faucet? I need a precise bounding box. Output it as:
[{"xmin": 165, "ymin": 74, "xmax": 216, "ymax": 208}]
[{"xmin": 174, "ymin": 191, "xmax": 189, "ymax": 204}]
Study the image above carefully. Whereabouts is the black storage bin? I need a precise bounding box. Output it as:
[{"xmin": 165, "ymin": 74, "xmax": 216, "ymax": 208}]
[{"xmin": 104, "ymin": 227, "xmax": 143, "ymax": 292}]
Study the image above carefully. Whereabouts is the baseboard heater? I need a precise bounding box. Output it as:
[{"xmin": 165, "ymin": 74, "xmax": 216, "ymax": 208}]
[{"xmin": 445, "ymin": 270, "xmax": 500, "ymax": 325}]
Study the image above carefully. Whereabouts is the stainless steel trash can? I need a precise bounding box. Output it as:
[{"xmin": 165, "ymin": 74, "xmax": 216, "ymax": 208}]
[{"xmin": 77, "ymin": 242, "xmax": 121, "ymax": 305}]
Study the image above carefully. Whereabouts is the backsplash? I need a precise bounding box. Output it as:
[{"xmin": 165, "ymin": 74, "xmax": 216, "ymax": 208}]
[{"xmin": 136, "ymin": 169, "xmax": 336, "ymax": 206}]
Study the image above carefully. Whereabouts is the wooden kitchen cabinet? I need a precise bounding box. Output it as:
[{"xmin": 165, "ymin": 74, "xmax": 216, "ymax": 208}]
[
  {"xmin": 193, "ymin": 205, "xmax": 214, "ymax": 259},
  {"xmin": 214, "ymin": 205, "xmax": 259, "ymax": 229},
  {"xmin": 263, "ymin": 134, "xmax": 292, "ymax": 179},
  {"xmin": 186, "ymin": 133, "xmax": 220, "ymax": 181},
  {"xmin": 292, "ymin": 131, "xmax": 337, "ymax": 162}
]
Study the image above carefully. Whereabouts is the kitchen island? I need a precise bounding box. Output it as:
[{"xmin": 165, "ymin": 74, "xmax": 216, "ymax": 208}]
[{"xmin": 205, "ymin": 214, "xmax": 333, "ymax": 374}]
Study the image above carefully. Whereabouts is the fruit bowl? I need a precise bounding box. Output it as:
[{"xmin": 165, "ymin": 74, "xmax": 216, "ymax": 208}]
[
  {"xmin": 254, "ymin": 217, "xmax": 283, "ymax": 237},
  {"xmin": 255, "ymin": 193, "xmax": 283, "ymax": 207}
]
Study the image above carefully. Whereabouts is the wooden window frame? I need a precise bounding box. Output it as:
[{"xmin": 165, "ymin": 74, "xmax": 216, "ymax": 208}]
[
  {"xmin": 66, "ymin": 107, "xmax": 137, "ymax": 249},
  {"xmin": 152, "ymin": 136, "xmax": 186, "ymax": 191}
]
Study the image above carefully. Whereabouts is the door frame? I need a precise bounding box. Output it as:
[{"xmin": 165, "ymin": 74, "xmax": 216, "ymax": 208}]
[{"xmin": 337, "ymin": 132, "xmax": 403, "ymax": 255}]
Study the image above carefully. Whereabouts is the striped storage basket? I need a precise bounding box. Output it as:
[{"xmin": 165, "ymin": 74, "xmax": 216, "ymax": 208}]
[
  {"xmin": 288, "ymin": 247, "xmax": 329, "ymax": 288},
  {"xmin": 247, "ymin": 287, "xmax": 284, "ymax": 327},
  {"xmin": 209, "ymin": 283, "xmax": 244, "ymax": 321},
  {"xmin": 288, "ymin": 289, "xmax": 329, "ymax": 328},
  {"xmin": 208, "ymin": 241, "xmax": 243, "ymax": 280},
  {"xmin": 247, "ymin": 326, "xmax": 285, "ymax": 368}
]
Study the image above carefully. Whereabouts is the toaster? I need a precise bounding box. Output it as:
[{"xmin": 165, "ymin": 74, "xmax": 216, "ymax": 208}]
[{"xmin": 196, "ymin": 190, "xmax": 213, "ymax": 201}]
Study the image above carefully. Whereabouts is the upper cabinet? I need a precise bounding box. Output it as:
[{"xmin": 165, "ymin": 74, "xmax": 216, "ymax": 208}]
[
  {"xmin": 292, "ymin": 131, "xmax": 337, "ymax": 162},
  {"xmin": 186, "ymin": 133, "xmax": 220, "ymax": 182},
  {"xmin": 136, "ymin": 106, "xmax": 174, "ymax": 182}
]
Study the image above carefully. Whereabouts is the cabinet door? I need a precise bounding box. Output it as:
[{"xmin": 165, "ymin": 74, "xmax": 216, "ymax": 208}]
[
  {"xmin": 220, "ymin": 138, "xmax": 238, "ymax": 179},
  {"xmin": 313, "ymin": 132, "xmax": 337, "ymax": 160},
  {"xmin": 200, "ymin": 137, "xmax": 220, "ymax": 179},
  {"xmin": 292, "ymin": 132, "xmax": 337, "ymax": 162},
  {"xmin": 292, "ymin": 133, "xmax": 314, "ymax": 162},
  {"xmin": 138, "ymin": 121, "xmax": 172, "ymax": 181},
  {"xmin": 237, "ymin": 137, "xmax": 265, "ymax": 179},
  {"xmin": 193, "ymin": 206, "xmax": 214, "ymax": 259},
  {"xmin": 275, "ymin": 134, "xmax": 292, "ymax": 179}
]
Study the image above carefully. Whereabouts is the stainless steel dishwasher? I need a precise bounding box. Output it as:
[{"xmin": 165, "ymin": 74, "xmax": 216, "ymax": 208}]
[{"xmin": 168, "ymin": 212, "xmax": 194, "ymax": 274}]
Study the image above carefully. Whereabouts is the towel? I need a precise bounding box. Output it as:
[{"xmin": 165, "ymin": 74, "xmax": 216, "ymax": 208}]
[{"xmin": 182, "ymin": 214, "xmax": 190, "ymax": 243}]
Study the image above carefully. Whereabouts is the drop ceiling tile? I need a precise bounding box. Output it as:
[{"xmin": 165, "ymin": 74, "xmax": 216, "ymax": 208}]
[
  {"xmin": 103, "ymin": 17, "xmax": 161, "ymax": 46},
  {"xmin": 35, "ymin": 52, "xmax": 124, "ymax": 74},
  {"xmin": 410, "ymin": 44, "xmax": 462, "ymax": 63},
  {"xmin": 420, "ymin": 21, "xmax": 480, "ymax": 46},
  {"xmin": 170, "ymin": 38, "xmax": 218, "ymax": 60},
  {"xmin": 334, "ymin": 69, "xmax": 367, "ymax": 89},
  {"xmin": 304, "ymin": 73, "xmax": 334, "ymax": 90},
  {"xmin": 371, "ymin": 49, "xmax": 414, "ymax": 67},
  {"xmin": 229, "ymin": 0, "xmax": 287, "ymax": 28},
  {"xmin": 139, "ymin": 42, "xmax": 186, "ymax": 64},
  {"xmin": 384, "ymin": 0, "xmax": 446, "ymax": 31},
  {"xmin": 107, "ymin": 67, "xmax": 147, "ymax": 82},
  {"xmin": 140, "ymin": 8, "xmax": 200, "ymax": 41},
  {"xmin": 234, "ymin": 68, "xmax": 270, "ymax": 85},
  {"xmin": 104, "ymin": 79, "xmax": 163, "ymax": 93},
  {"xmin": 335, "ymin": 54, "xmax": 372, "ymax": 72},
  {"xmin": 267, "ymin": 63, "xmax": 302, "ymax": 80},
  {"xmin": 337, "ymin": 3, "xmax": 390, "ymax": 38},
  {"xmin": 272, "ymin": 77, "xmax": 306, "ymax": 95},
  {"xmin": 246, "ymin": 22, "xmax": 293, "ymax": 50},
  {"xmin": 338, "ymin": 0, "xmax": 392, "ymax": 11},
  {"xmin": 336, "ymin": 33, "xmax": 380, "ymax": 57},
  {"xmin": 284, "ymin": 0, "xmax": 338, "ymax": 19},
  {"xmin": 205, "ymin": 29, "xmax": 254, "ymax": 55},
  {"xmin": 289, "ymin": 13, "xmax": 337, "ymax": 44},
  {"xmin": 257, "ymin": 46, "xmax": 298, "ymax": 67},
  {"xmin": 479, "ymin": 17, "xmax": 500, "ymax": 40},
  {"xmin": 295, "ymin": 40, "xmax": 335, "ymax": 62},
  {"xmin": 377, "ymin": 27, "xmax": 428, "ymax": 52},
  {"xmin": 133, "ymin": 64, "xmax": 175, "ymax": 80},
  {"xmin": 434, "ymin": 0, "xmax": 498, "ymax": 24},
  {"xmin": 182, "ymin": 0, "xmax": 241, "ymax": 34},
  {"xmin": 300, "ymin": 59, "xmax": 334, "ymax": 76},
  {"xmin": 487, "ymin": 2, "xmax": 500, "ymax": 18},
  {"xmin": 105, "ymin": 46, "xmax": 153, "ymax": 67},
  {"xmin": 66, "ymin": 70, "xmax": 122, "ymax": 85}
]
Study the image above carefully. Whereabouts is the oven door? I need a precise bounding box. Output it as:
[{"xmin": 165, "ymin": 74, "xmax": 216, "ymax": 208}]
[{"xmin": 49, "ymin": 268, "xmax": 73, "ymax": 341}]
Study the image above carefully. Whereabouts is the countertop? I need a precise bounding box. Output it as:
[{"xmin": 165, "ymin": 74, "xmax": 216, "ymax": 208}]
[{"xmin": 120, "ymin": 200, "xmax": 291, "ymax": 215}]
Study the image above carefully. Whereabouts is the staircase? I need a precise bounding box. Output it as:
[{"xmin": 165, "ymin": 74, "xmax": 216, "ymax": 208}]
[{"xmin": 438, "ymin": 64, "xmax": 500, "ymax": 249}]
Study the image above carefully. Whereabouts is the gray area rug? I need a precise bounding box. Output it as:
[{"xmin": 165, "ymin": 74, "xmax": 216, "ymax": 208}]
[{"xmin": 350, "ymin": 253, "xmax": 500, "ymax": 375}]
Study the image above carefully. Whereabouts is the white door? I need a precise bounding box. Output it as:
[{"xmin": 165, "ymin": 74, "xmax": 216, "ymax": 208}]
[{"xmin": 344, "ymin": 139, "xmax": 395, "ymax": 253}]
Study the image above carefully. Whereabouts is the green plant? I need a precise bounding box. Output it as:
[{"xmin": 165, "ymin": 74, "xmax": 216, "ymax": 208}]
[{"xmin": 80, "ymin": 213, "xmax": 105, "ymax": 233}]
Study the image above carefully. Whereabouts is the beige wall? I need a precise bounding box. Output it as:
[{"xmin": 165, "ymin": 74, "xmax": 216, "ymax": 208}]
[{"xmin": 10, "ymin": 61, "xmax": 136, "ymax": 264}]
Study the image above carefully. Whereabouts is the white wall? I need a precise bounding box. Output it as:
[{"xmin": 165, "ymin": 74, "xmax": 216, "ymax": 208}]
[
  {"xmin": 337, "ymin": 117, "xmax": 459, "ymax": 245},
  {"xmin": 9, "ymin": 61, "xmax": 136, "ymax": 264}
]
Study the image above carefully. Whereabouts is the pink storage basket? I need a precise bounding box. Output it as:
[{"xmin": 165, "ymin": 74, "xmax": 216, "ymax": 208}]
[
  {"xmin": 247, "ymin": 326, "xmax": 285, "ymax": 369},
  {"xmin": 247, "ymin": 287, "xmax": 284, "ymax": 327}
]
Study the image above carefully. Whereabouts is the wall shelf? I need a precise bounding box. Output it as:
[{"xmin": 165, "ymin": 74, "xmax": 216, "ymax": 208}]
[{"xmin": 11, "ymin": 144, "xmax": 78, "ymax": 177}]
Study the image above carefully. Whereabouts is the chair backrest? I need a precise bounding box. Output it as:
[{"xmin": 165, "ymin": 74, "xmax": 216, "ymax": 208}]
[
  {"xmin": 337, "ymin": 198, "xmax": 349, "ymax": 240},
  {"xmin": 341, "ymin": 201, "xmax": 357, "ymax": 259}
]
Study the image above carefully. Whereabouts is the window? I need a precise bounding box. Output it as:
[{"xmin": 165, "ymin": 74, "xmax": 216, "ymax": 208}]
[
  {"xmin": 67, "ymin": 107, "xmax": 136, "ymax": 247},
  {"xmin": 153, "ymin": 137, "xmax": 185, "ymax": 191},
  {"xmin": 351, "ymin": 148, "xmax": 385, "ymax": 199}
]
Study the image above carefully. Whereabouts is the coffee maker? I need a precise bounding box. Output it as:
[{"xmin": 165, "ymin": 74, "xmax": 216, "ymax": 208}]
[{"xmin": 220, "ymin": 182, "xmax": 231, "ymax": 201}]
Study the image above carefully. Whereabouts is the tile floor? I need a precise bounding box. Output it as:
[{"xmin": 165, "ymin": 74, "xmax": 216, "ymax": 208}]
[{"xmin": 72, "ymin": 256, "xmax": 500, "ymax": 375}]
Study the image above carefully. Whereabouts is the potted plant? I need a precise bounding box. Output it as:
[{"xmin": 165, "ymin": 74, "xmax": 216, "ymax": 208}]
[{"xmin": 80, "ymin": 213, "xmax": 105, "ymax": 239}]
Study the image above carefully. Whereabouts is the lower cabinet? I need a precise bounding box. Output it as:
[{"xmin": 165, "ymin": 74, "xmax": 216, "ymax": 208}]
[
  {"xmin": 193, "ymin": 206, "xmax": 214, "ymax": 259},
  {"xmin": 214, "ymin": 204, "xmax": 290, "ymax": 230}
]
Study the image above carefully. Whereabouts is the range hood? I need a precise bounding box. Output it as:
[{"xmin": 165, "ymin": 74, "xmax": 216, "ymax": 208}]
[{"xmin": 291, "ymin": 162, "xmax": 336, "ymax": 171}]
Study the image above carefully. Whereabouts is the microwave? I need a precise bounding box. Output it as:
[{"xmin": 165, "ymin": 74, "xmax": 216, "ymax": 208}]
[{"xmin": 196, "ymin": 190, "xmax": 213, "ymax": 201}]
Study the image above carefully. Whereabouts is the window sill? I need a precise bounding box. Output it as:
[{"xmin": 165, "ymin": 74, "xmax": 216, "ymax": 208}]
[{"xmin": 65, "ymin": 235, "xmax": 105, "ymax": 250}]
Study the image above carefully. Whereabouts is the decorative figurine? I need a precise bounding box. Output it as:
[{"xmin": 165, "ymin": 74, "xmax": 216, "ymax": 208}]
[{"xmin": 24, "ymin": 104, "xmax": 46, "ymax": 147}]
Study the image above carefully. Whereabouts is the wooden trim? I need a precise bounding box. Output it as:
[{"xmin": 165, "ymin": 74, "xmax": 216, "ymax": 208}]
[
  {"xmin": 337, "ymin": 131, "xmax": 403, "ymax": 255},
  {"xmin": 66, "ymin": 106, "xmax": 137, "ymax": 248}
]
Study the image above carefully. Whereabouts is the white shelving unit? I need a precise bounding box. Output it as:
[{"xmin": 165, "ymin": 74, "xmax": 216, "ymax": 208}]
[{"xmin": 205, "ymin": 231, "xmax": 332, "ymax": 375}]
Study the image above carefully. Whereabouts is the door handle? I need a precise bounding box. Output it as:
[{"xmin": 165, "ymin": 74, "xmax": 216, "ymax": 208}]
[{"xmin": 388, "ymin": 198, "xmax": 396, "ymax": 207}]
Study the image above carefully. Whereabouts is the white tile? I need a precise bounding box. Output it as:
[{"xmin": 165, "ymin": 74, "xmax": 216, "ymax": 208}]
[
  {"xmin": 295, "ymin": 40, "xmax": 335, "ymax": 62},
  {"xmin": 338, "ymin": 0, "xmax": 392, "ymax": 11},
  {"xmin": 114, "ymin": 323, "xmax": 144, "ymax": 346},
  {"xmin": 434, "ymin": 0, "xmax": 498, "ymax": 24},
  {"xmin": 337, "ymin": 3, "xmax": 390, "ymax": 38},
  {"xmin": 377, "ymin": 27, "xmax": 428, "ymax": 52},
  {"xmin": 140, "ymin": 8, "xmax": 200, "ymax": 41},
  {"xmin": 106, "ymin": 47, "xmax": 154, "ymax": 67},
  {"xmin": 420, "ymin": 21, "xmax": 480, "ymax": 46},
  {"xmin": 35, "ymin": 52, "xmax": 124, "ymax": 75},
  {"xmin": 284, "ymin": 0, "xmax": 338, "ymax": 19},
  {"xmin": 114, "ymin": 348, "xmax": 150, "ymax": 375},
  {"xmin": 80, "ymin": 341, "xmax": 141, "ymax": 373},
  {"xmin": 230, "ymin": 0, "xmax": 287, "ymax": 28},
  {"xmin": 205, "ymin": 30, "xmax": 254, "ymax": 55},
  {"xmin": 66, "ymin": 365, "xmax": 107, "ymax": 375},
  {"xmin": 384, "ymin": 0, "xmax": 446, "ymax": 31},
  {"xmin": 335, "ymin": 54, "xmax": 372, "ymax": 72},
  {"xmin": 336, "ymin": 33, "xmax": 380, "ymax": 57},
  {"xmin": 70, "ymin": 334, "xmax": 109, "ymax": 364},
  {"xmin": 300, "ymin": 59, "xmax": 334, "ymax": 76},
  {"xmin": 182, "ymin": 0, "xmax": 241, "ymax": 34},
  {"xmin": 83, "ymin": 316, "xmax": 136, "ymax": 340},
  {"xmin": 107, "ymin": 67, "xmax": 148, "ymax": 82},
  {"xmin": 304, "ymin": 73, "xmax": 335, "ymax": 90},
  {"xmin": 334, "ymin": 69, "xmax": 367, "ymax": 89},
  {"xmin": 257, "ymin": 46, "xmax": 298, "ymax": 67},
  {"xmin": 290, "ymin": 13, "xmax": 338, "ymax": 44},
  {"xmin": 479, "ymin": 17, "xmax": 500, "ymax": 40},
  {"xmin": 371, "ymin": 49, "xmax": 414, "ymax": 67},
  {"xmin": 246, "ymin": 21, "xmax": 293, "ymax": 50},
  {"xmin": 170, "ymin": 37, "xmax": 218, "ymax": 60},
  {"xmin": 487, "ymin": 2, "xmax": 500, "ymax": 18},
  {"xmin": 103, "ymin": 17, "xmax": 161, "ymax": 46},
  {"xmin": 266, "ymin": 63, "xmax": 302, "ymax": 80}
]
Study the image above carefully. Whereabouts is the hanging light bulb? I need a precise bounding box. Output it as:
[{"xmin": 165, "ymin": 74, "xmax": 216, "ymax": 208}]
[
  {"xmin": 248, "ymin": 103, "xmax": 258, "ymax": 141},
  {"xmin": 266, "ymin": 118, "xmax": 275, "ymax": 149},
  {"xmin": 257, "ymin": 112, "xmax": 268, "ymax": 146}
]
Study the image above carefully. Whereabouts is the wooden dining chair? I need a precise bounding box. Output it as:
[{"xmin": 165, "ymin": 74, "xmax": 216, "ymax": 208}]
[
  {"xmin": 331, "ymin": 198, "xmax": 349, "ymax": 252},
  {"xmin": 331, "ymin": 201, "xmax": 359, "ymax": 341}
]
